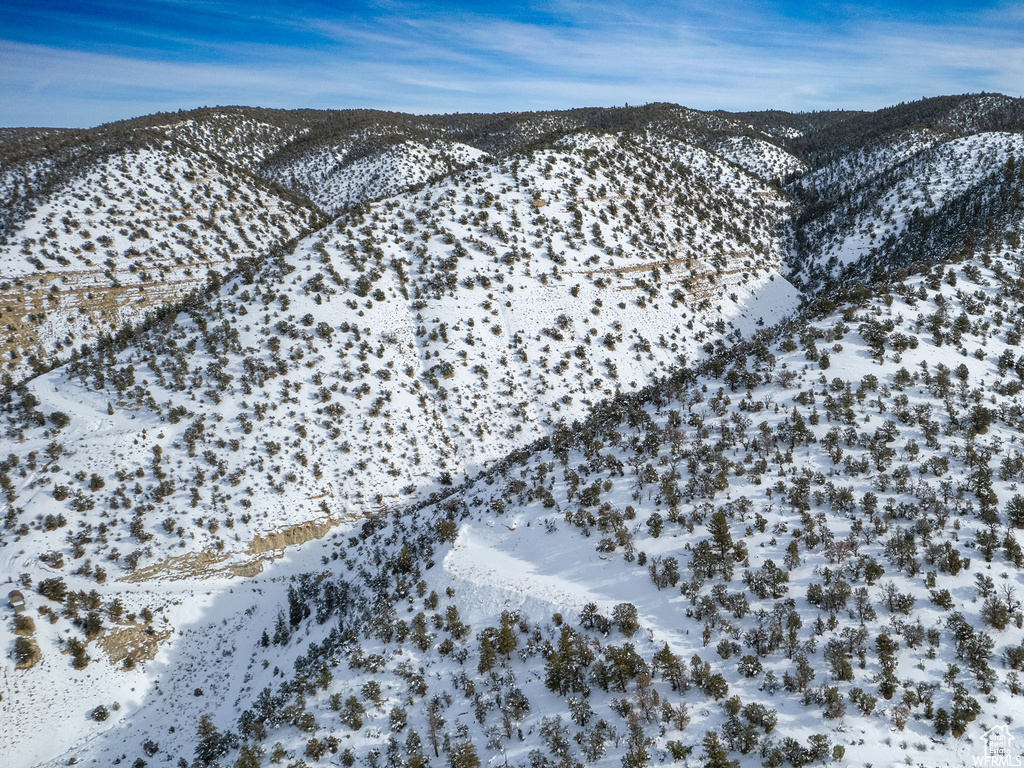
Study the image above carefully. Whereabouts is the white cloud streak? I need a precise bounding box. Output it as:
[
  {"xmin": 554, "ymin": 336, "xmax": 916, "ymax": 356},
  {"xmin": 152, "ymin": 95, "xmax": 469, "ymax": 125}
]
[{"xmin": 1, "ymin": 1, "xmax": 1022, "ymax": 127}]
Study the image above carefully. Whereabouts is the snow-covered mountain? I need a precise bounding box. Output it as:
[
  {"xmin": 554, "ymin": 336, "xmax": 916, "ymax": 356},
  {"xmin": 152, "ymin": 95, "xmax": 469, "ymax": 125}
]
[
  {"xmin": 264, "ymin": 136, "xmax": 489, "ymax": 214},
  {"xmin": 0, "ymin": 128, "xmax": 320, "ymax": 380},
  {"xmin": 2, "ymin": 94, "xmax": 1024, "ymax": 768},
  {"xmin": 0, "ymin": 129, "xmax": 796, "ymax": 582},
  {"xmin": 791, "ymin": 131, "xmax": 1024, "ymax": 289}
]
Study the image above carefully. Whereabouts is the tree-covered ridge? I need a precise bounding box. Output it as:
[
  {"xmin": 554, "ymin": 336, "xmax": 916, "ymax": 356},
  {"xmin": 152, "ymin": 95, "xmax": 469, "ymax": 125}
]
[
  {"xmin": 0, "ymin": 137, "xmax": 321, "ymax": 381},
  {"xmin": 0, "ymin": 129, "xmax": 792, "ymax": 582},
  {"xmin": 789, "ymin": 131, "xmax": 1024, "ymax": 294},
  {"xmin": 74, "ymin": 235, "xmax": 1024, "ymax": 768},
  {"xmin": 785, "ymin": 94, "xmax": 1024, "ymax": 168},
  {"xmin": 2, "ymin": 94, "xmax": 1024, "ymax": 768}
]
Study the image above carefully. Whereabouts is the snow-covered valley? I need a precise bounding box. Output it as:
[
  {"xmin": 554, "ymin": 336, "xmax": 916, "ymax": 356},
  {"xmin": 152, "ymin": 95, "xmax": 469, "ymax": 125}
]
[{"xmin": 2, "ymin": 95, "xmax": 1024, "ymax": 768}]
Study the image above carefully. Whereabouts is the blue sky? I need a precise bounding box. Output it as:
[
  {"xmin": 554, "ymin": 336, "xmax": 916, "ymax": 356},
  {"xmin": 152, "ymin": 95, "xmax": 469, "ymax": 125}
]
[{"xmin": 1, "ymin": 0, "xmax": 1022, "ymax": 127}]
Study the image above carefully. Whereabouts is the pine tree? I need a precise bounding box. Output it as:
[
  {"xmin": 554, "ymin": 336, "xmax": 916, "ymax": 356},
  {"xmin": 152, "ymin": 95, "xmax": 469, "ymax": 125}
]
[
  {"xmin": 654, "ymin": 643, "xmax": 687, "ymax": 692},
  {"xmin": 612, "ymin": 602, "xmax": 639, "ymax": 637},
  {"xmin": 427, "ymin": 698, "xmax": 445, "ymax": 757},
  {"xmin": 340, "ymin": 696, "xmax": 365, "ymax": 730},
  {"xmin": 701, "ymin": 732, "xmax": 738, "ymax": 768},
  {"xmin": 875, "ymin": 633, "xmax": 900, "ymax": 699},
  {"xmin": 272, "ymin": 610, "xmax": 289, "ymax": 645},
  {"xmin": 621, "ymin": 714, "xmax": 651, "ymax": 768},
  {"xmin": 707, "ymin": 511, "xmax": 735, "ymax": 579},
  {"xmin": 497, "ymin": 611, "xmax": 518, "ymax": 659},
  {"xmin": 784, "ymin": 539, "xmax": 801, "ymax": 570},
  {"xmin": 234, "ymin": 744, "xmax": 262, "ymax": 768},
  {"xmin": 478, "ymin": 634, "xmax": 497, "ymax": 674},
  {"xmin": 194, "ymin": 715, "xmax": 235, "ymax": 767},
  {"xmin": 448, "ymin": 738, "xmax": 480, "ymax": 768}
]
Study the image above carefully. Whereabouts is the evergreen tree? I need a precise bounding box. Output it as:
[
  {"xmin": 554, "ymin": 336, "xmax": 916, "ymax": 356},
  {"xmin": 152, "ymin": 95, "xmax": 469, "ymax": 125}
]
[
  {"xmin": 194, "ymin": 715, "xmax": 236, "ymax": 767},
  {"xmin": 621, "ymin": 715, "xmax": 651, "ymax": 768},
  {"xmin": 707, "ymin": 511, "xmax": 735, "ymax": 579},
  {"xmin": 272, "ymin": 610, "xmax": 289, "ymax": 645},
  {"xmin": 497, "ymin": 611, "xmax": 518, "ymax": 659},
  {"xmin": 448, "ymin": 738, "xmax": 480, "ymax": 768},
  {"xmin": 701, "ymin": 732, "xmax": 738, "ymax": 768},
  {"xmin": 478, "ymin": 634, "xmax": 497, "ymax": 674}
]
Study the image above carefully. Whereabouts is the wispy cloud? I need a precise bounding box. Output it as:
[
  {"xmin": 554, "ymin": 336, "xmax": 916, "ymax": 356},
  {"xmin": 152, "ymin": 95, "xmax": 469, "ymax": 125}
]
[{"xmin": 1, "ymin": 0, "xmax": 1021, "ymax": 126}]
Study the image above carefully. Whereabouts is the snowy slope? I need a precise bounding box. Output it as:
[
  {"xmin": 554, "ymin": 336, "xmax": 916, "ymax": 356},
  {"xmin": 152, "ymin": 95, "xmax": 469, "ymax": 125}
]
[
  {"xmin": 0, "ymin": 142, "xmax": 317, "ymax": 380},
  {"xmin": 712, "ymin": 136, "xmax": 808, "ymax": 181},
  {"xmin": 797, "ymin": 128, "xmax": 942, "ymax": 201},
  {"xmin": 3, "ymin": 97, "xmax": 1024, "ymax": 768},
  {"xmin": 16, "ymin": 243, "xmax": 1024, "ymax": 768},
  {"xmin": 790, "ymin": 132, "xmax": 1024, "ymax": 287},
  {"xmin": 266, "ymin": 138, "xmax": 489, "ymax": 213},
  {"xmin": 153, "ymin": 114, "xmax": 313, "ymax": 171},
  {"xmin": 0, "ymin": 131, "xmax": 797, "ymax": 590}
]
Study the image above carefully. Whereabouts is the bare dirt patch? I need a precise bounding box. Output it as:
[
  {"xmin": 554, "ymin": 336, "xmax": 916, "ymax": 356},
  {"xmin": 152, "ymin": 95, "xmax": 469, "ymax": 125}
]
[
  {"xmin": 120, "ymin": 515, "xmax": 349, "ymax": 582},
  {"xmin": 97, "ymin": 623, "xmax": 172, "ymax": 666}
]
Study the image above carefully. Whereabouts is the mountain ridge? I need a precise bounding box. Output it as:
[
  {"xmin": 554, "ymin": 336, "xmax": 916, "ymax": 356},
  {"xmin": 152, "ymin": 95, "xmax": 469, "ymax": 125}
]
[{"xmin": 1, "ymin": 93, "xmax": 1024, "ymax": 768}]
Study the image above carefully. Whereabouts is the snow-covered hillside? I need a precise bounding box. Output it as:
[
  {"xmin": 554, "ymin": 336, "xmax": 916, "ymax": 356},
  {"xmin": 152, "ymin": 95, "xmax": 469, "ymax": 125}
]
[
  {"xmin": 2, "ymin": 95, "xmax": 1024, "ymax": 768},
  {"xmin": 9, "ymin": 239, "xmax": 1024, "ymax": 768},
  {"xmin": 266, "ymin": 138, "xmax": 489, "ymax": 214},
  {"xmin": 712, "ymin": 137, "xmax": 807, "ymax": 182},
  {"xmin": 797, "ymin": 129, "xmax": 941, "ymax": 202},
  {"xmin": 0, "ymin": 142, "xmax": 318, "ymax": 379},
  {"xmin": 155, "ymin": 115, "xmax": 313, "ymax": 171},
  {"xmin": 790, "ymin": 131, "xmax": 1024, "ymax": 290},
  {"xmin": 0, "ymin": 130, "xmax": 797, "ymax": 590}
]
